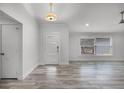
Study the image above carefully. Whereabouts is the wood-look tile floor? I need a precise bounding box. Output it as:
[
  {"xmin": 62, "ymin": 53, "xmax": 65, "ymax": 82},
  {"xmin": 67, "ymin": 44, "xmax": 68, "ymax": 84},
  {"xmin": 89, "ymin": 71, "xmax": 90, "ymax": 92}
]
[{"xmin": 1, "ymin": 61, "xmax": 124, "ymax": 89}]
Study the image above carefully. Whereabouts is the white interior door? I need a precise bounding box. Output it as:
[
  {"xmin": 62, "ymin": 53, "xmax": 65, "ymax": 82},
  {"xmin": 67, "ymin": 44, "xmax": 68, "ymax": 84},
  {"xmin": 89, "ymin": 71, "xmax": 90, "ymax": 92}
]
[
  {"xmin": 0, "ymin": 25, "xmax": 2, "ymax": 78},
  {"xmin": 2, "ymin": 25, "xmax": 18, "ymax": 78},
  {"xmin": 44, "ymin": 32, "xmax": 60, "ymax": 64}
]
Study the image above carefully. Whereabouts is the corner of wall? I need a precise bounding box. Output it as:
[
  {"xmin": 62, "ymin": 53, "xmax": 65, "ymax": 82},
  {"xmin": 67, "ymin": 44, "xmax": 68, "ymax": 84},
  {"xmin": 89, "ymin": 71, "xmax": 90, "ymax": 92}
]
[{"xmin": 22, "ymin": 63, "xmax": 38, "ymax": 79}]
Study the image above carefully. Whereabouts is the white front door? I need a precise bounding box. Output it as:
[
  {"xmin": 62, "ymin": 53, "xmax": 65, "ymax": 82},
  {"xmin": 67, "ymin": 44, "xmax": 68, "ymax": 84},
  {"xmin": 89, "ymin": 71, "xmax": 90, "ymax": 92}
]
[
  {"xmin": 44, "ymin": 32, "xmax": 60, "ymax": 64},
  {"xmin": 2, "ymin": 25, "xmax": 18, "ymax": 78}
]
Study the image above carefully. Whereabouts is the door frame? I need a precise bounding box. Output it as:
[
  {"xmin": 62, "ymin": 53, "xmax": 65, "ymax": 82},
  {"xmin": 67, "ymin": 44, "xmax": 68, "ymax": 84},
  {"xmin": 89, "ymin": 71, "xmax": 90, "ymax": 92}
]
[
  {"xmin": 0, "ymin": 25, "xmax": 2, "ymax": 79},
  {"xmin": 43, "ymin": 31, "xmax": 61, "ymax": 65},
  {"xmin": 0, "ymin": 24, "xmax": 23, "ymax": 80}
]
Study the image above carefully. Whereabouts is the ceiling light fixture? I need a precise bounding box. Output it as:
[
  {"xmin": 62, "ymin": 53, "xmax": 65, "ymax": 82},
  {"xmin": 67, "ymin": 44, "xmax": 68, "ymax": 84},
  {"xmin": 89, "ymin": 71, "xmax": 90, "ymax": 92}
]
[
  {"xmin": 119, "ymin": 10, "xmax": 124, "ymax": 24},
  {"xmin": 45, "ymin": 3, "xmax": 57, "ymax": 22},
  {"xmin": 85, "ymin": 23, "xmax": 89, "ymax": 27}
]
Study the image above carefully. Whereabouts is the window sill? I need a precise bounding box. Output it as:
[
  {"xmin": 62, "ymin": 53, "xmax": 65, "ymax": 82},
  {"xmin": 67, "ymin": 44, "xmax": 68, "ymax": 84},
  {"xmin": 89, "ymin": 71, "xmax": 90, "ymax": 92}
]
[
  {"xmin": 95, "ymin": 54, "xmax": 112, "ymax": 56},
  {"xmin": 81, "ymin": 54, "xmax": 112, "ymax": 56}
]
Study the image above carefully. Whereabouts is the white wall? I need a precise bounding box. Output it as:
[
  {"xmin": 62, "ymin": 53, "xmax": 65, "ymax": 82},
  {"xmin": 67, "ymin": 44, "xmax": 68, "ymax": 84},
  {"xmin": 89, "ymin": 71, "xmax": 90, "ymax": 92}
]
[
  {"xmin": 0, "ymin": 17, "xmax": 19, "ymax": 24},
  {"xmin": 0, "ymin": 4, "xmax": 40, "ymax": 79},
  {"xmin": 0, "ymin": 11, "xmax": 20, "ymax": 24},
  {"xmin": 40, "ymin": 23, "xmax": 69, "ymax": 64},
  {"xmin": 69, "ymin": 32, "xmax": 124, "ymax": 61}
]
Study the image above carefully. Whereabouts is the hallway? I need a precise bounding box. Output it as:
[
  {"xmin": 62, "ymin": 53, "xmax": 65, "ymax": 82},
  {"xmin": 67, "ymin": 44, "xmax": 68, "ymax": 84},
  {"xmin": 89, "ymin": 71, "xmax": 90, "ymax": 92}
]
[{"xmin": 1, "ymin": 62, "xmax": 124, "ymax": 89}]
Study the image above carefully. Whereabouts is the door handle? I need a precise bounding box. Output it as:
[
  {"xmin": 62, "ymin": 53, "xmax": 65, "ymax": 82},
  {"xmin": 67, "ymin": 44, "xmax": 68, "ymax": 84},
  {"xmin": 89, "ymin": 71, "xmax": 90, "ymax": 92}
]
[
  {"xmin": 57, "ymin": 46, "xmax": 59, "ymax": 52},
  {"xmin": 0, "ymin": 53, "xmax": 4, "ymax": 55}
]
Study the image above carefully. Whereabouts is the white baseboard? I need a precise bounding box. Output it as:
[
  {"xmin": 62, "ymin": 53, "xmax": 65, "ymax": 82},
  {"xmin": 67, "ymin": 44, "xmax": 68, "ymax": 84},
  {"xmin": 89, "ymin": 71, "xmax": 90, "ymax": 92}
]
[
  {"xmin": 23, "ymin": 63, "xmax": 38, "ymax": 79},
  {"xmin": 69, "ymin": 59, "xmax": 124, "ymax": 62},
  {"xmin": 39, "ymin": 61, "xmax": 69, "ymax": 65},
  {"xmin": 59, "ymin": 61, "xmax": 69, "ymax": 65}
]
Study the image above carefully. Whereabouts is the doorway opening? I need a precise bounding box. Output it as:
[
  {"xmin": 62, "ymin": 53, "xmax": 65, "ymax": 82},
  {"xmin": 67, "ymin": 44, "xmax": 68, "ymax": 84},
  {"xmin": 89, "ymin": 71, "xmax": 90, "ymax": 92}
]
[{"xmin": 0, "ymin": 10, "xmax": 22, "ymax": 80}]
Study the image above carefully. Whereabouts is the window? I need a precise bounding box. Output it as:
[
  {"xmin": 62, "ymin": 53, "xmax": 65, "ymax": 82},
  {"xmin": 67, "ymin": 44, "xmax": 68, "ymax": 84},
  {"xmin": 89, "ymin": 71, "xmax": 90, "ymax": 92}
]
[
  {"xmin": 80, "ymin": 37, "xmax": 112, "ymax": 56},
  {"xmin": 80, "ymin": 38, "xmax": 95, "ymax": 54},
  {"xmin": 95, "ymin": 38, "xmax": 112, "ymax": 55}
]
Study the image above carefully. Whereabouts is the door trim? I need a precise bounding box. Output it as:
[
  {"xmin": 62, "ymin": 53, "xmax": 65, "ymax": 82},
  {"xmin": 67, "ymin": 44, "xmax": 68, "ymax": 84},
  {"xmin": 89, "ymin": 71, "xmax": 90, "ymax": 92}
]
[
  {"xmin": 0, "ymin": 24, "xmax": 23, "ymax": 80},
  {"xmin": 43, "ymin": 32, "xmax": 61, "ymax": 65},
  {"xmin": 0, "ymin": 25, "xmax": 2, "ymax": 79}
]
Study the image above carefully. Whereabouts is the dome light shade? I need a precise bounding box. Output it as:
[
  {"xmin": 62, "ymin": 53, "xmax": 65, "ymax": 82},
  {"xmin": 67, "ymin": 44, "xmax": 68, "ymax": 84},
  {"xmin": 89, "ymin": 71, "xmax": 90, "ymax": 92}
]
[
  {"xmin": 45, "ymin": 3, "xmax": 57, "ymax": 22},
  {"xmin": 45, "ymin": 12, "xmax": 57, "ymax": 21}
]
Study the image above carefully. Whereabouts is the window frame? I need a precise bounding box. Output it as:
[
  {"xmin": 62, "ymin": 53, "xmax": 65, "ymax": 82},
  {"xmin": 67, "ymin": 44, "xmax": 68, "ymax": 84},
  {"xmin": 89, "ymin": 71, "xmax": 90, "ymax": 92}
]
[{"xmin": 80, "ymin": 37, "xmax": 112, "ymax": 56}]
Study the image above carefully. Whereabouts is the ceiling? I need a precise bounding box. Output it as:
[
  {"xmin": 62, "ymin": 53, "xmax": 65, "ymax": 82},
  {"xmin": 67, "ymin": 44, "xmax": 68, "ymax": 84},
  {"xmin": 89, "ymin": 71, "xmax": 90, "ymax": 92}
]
[{"xmin": 23, "ymin": 3, "xmax": 124, "ymax": 32}]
